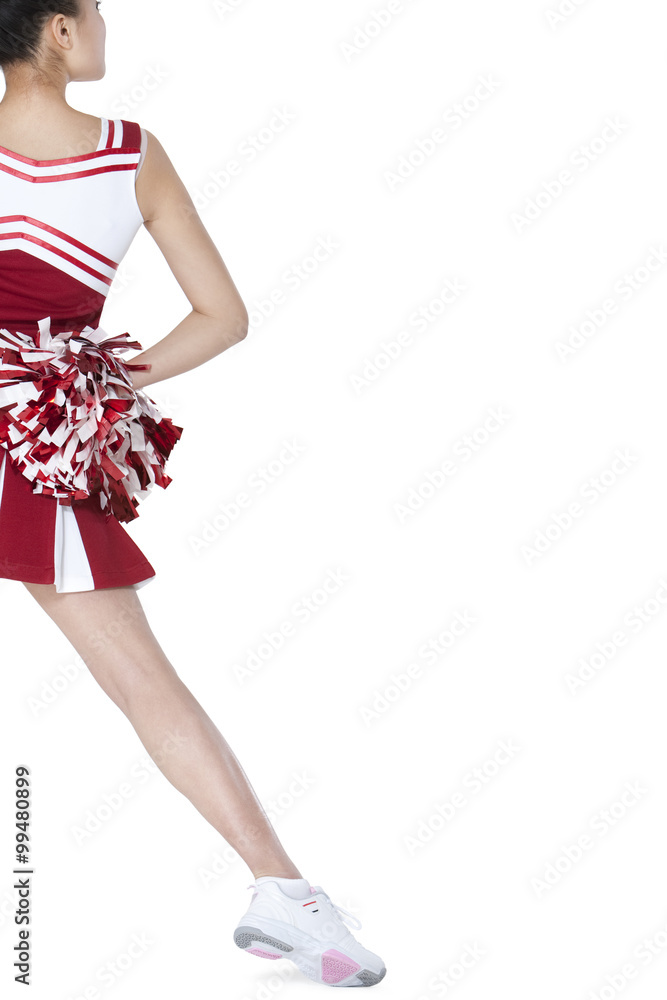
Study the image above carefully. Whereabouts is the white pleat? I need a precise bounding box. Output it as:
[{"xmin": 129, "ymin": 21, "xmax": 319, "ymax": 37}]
[{"xmin": 53, "ymin": 503, "xmax": 95, "ymax": 593}]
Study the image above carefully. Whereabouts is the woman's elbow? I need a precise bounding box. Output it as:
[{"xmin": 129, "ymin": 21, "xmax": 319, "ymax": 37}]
[
  {"xmin": 235, "ymin": 311, "xmax": 250, "ymax": 341},
  {"xmin": 217, "ymin": 309, "xmax": 249, "ymax": 346}
]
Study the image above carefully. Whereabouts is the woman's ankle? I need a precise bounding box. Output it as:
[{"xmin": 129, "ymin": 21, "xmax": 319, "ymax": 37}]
[{"xmin": 252, "ymin": 870, "xmax": 304, "ymax": 880}]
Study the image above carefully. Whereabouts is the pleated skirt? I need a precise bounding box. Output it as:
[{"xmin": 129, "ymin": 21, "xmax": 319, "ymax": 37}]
[{"xmin": 0, "ymin": 448, "xmax": 155, "ymax": 593}]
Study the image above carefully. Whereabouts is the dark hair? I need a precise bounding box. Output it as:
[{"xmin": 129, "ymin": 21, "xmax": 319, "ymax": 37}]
[{"xmin": 0, "ymin": 0, "xmax": 82, "ymax": 71}]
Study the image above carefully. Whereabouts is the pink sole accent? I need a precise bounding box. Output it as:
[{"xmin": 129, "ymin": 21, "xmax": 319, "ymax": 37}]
[
  {"xmin": 247, "ymin": 947, "xmax": 282, "ymax": 960},
  {"xmin": 321, "ymin": 949, "xmax": 361, "ymax": 984}
]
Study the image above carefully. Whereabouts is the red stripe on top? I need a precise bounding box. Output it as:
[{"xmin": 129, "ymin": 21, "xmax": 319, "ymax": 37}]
[
  {"xmin": 0, "ymin": 215, "xmax": 119, "ymax": 268},
  {"xmin": 0, "ymin": 160, "xmax": 139, "ymax": 183},
  {"xmin": 105, "ymin": 119, "xmax": 115, "ymax": 148},
  {"xmin": 0, "ymin": 232, "xmax": 114, "ymax": 285},
  {"xmin": 121, "ymin": 121, "xmax": 142, "ymax": 149},
  {"xmin": 0, "ymin": 143, "xmax": 139, "ymax": 167}
]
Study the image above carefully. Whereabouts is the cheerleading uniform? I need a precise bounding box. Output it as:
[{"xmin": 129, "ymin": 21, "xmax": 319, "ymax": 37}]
[{"xmin": 0, "ymin": 117, "xmax": 182, "ymax": 593}]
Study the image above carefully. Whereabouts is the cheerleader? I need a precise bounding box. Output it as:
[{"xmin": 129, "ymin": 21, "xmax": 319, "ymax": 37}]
[{"xmin": 0, "ymin": 0, "xmax": 385, "ymax": 988}]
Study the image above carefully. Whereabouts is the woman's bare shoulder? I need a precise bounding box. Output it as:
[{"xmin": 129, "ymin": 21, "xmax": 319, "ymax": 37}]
[{"xmin": 134, "ymin": 128, "xmax": 188, "ymax": 225}]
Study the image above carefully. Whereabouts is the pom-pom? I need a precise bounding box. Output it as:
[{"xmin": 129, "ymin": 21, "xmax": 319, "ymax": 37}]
[{"xmin": 0, "ymin": 317, "xmax": 183, "ymax": 523}]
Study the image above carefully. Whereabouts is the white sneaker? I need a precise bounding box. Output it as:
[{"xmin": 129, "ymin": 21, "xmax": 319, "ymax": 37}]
[{"xmin": 233, "ymin": 879, "xmax": 387, "ymax": 987}]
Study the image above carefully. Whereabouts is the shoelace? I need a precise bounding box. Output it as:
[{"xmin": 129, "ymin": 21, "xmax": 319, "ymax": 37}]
[
  {"xmin": 314, "ymin": 886, "xmax": 363, "ymax": 931},
  {"xmin": 247, "ymin": 882, "xmax": 363, "ymax": 931}
]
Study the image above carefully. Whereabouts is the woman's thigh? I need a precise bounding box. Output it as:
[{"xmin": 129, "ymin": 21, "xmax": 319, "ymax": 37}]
[{"xmin": 21, "ymin": 581, "xmax": 179, "ymax": 710}]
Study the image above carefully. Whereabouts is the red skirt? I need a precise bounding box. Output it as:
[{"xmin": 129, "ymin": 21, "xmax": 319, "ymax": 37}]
[
  {"xmin": 0, "ymin": 318, "xmax": 182, "ymax": 594},
  {"xmin": 0, "ymin": 447, "xmax": 156, "ymax": 592}
]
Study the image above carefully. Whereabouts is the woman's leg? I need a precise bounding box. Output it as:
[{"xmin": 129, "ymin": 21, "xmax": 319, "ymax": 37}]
[{"xmin": 22, "ymin": 580, "xmax": 302, "ymax": 881}]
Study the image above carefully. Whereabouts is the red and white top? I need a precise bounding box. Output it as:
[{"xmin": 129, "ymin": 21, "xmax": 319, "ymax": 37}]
[{"xmin": 0, "ymin": 117, "xmax": 146, "ymax": 337}]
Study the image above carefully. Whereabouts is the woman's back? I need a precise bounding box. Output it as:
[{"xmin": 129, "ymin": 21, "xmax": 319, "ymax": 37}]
[{"xmin": 0, "ymin": 111, "xmax": 147, "ymax": 336}]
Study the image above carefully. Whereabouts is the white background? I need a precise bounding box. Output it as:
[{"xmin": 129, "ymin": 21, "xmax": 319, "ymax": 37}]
[{"xmin": 2, "ymin": 0, "xmax": 667, "ymax": 997}]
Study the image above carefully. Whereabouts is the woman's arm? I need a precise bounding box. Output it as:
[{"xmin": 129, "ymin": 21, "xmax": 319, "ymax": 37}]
[{"xmin": 128, "ymin": 128, "xmax": 249, "ymax": 390}]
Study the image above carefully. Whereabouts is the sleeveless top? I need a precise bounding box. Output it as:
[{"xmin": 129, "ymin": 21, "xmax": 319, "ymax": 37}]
[{"xmin": 0, "ymin": 118, "xmax": 147, "ymax": 338}]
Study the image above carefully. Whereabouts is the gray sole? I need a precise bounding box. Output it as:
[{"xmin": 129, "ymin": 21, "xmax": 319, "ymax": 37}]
[
  {"xmin": 234, "ymin": 925, "xmax": 293, "ymax": 953},
  {"xmin": 356, "ymin": 967, "xmax": 387, "ymax": 986}
]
